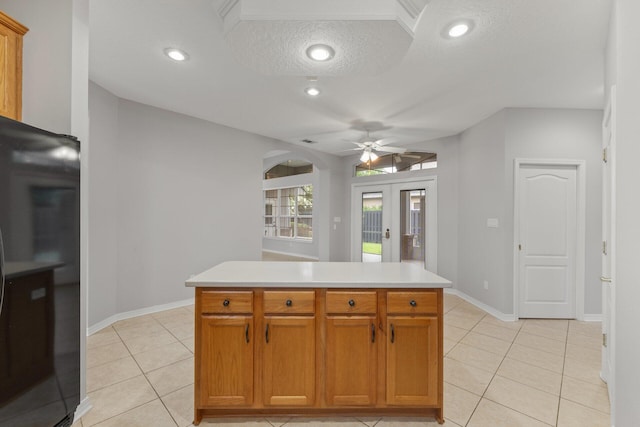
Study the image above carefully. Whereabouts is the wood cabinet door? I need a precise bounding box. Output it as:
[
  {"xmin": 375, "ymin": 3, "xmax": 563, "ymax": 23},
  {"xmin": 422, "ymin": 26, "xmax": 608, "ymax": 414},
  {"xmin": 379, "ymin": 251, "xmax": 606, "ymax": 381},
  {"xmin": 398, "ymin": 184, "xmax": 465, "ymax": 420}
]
[
  {"xmin": 0, "ymin": 12, "xmax": 27, "ymax": 121},
  {"xmin": 200, "ymin": 315, "xmax": 253, "ymax": 407},
  {"xmin": 263, "ymin": 316, "xmax": 315, "ymax": 406},
  {"xmin": 325, "ymin": 316, "xmax": 377, "ymax": 406},
  {"xmin": 386, "ymin": 316, "xmax": 438, "ymax": 406}
]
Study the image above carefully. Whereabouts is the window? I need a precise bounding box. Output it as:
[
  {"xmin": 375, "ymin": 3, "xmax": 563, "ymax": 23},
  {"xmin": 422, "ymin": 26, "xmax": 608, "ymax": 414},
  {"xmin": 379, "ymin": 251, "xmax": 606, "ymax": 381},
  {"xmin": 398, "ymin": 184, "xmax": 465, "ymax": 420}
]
[
  {"xmin": 264, "ymin": 185, "xmax": 313, "ymax": 240},
  {"xmin": 355, "ymin": 152, "xmax": 437, "ymax": 177},
  {"xmin": 265, "ymin": 160, "xmax": 313, "ymax": 179}
]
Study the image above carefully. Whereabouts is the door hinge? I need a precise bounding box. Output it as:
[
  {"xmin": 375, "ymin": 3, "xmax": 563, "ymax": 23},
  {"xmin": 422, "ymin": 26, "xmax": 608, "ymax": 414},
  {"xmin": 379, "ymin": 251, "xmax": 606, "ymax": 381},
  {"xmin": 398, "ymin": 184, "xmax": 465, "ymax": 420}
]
[
  {"xmin": 603, "ymin": 148, "xmax": 608, "ymax": 163},
  {"xmin": 603, "ymin": 333, "xmax": 607, "ymax": 347},
  {"xmin": 603, "ymin": 240, "xmax": 607, "ymax": 255},
  {"xmin": 518, "ymin": 244, "xmax": 522, "ymax": 251}
]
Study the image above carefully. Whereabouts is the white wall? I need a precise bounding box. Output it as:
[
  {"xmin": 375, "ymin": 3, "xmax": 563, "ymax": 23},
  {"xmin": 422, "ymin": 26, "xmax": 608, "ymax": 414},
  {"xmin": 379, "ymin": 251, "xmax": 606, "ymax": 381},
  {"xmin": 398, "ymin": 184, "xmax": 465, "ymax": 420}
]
[
  {"xmin": 87, "ymin": 88, "xmax": 346, "ymax": 324},
  {"xmin": 457, "ymin": 111, "xmax": 508, "ymax": 311},
  {"xmin": 456, "ymin": 108, "xmax": 602, "ymax": 316},
  {"xmin": 609, "ymin": 0, "xmax": 640, "ymax": 424},
  {"xmin": 261, "ymin": 147, "xmax": 347, "ymax": 261},
  {"xmin": 504, "ymin": 108, "xmax": 603, "ymax": 316},
  {"xmin": 113, "ymin": 99, "xmax": 281, "ymax": 313},
  {"xmin": 0, "ymin": 1, "xmax": 73, "ymax": 133},
  {"xmin": 87, "ymin": 82, "xmax": 118, "ymax": 326}
]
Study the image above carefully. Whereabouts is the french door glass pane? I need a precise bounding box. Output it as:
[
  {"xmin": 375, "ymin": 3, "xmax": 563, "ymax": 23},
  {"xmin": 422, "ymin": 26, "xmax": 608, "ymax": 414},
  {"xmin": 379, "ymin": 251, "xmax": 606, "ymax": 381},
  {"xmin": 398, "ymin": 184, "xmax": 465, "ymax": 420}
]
[
  {"xmin": 362, "ymin": 192, "xmax": 382, "ymax": 262},
  {"xmin": 400, "ymin": 189, "xmax": 425, "ymax": 265}
]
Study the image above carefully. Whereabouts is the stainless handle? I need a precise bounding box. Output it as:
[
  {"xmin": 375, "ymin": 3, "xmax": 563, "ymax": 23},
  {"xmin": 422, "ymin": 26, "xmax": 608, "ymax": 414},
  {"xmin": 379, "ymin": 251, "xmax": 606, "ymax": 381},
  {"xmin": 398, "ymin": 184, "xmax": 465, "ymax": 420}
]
[{"xmin": 600, "ymin": 276, "xmax": 612, "ymax": 283}]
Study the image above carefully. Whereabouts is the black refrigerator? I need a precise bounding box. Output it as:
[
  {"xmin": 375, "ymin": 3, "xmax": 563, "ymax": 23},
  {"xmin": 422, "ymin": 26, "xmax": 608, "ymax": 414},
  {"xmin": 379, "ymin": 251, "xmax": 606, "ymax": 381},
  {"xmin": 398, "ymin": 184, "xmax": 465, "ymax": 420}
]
[{"xmin": 0, "ymin": 115, "xmax": 80, "ymax": 427}]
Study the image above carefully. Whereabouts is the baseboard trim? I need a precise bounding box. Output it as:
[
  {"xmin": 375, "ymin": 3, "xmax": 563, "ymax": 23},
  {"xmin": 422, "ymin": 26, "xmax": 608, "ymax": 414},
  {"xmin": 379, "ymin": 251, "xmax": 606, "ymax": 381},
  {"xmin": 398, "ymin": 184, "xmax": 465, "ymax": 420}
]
[
  {"xmin": 261, "ymin": 249, "xmax": 319, "ymax": 261},
  {"xmin": 444, "ymin": 288, "xmax": 517, "ymax": 322},
  {"xmin": 73, "ymin": 397, "xmax": 92, "ymax": 423},
  {"xmin": 87, "ymin": 297, "xmax": 195, "ymax": 335},
  {"xmin": 583, "ymin": 314, "xmax": 603, "ymax": 322}
]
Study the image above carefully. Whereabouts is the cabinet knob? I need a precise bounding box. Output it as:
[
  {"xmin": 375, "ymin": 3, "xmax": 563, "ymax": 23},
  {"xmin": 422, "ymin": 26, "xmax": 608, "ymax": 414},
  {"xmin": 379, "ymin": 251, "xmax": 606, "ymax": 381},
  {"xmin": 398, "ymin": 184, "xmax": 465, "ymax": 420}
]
[
  {"xmin": 286, "ymin": 299, "xmax": 292, "ymax": 307},
  {"xmin": 348, "ymin": 299, "xmax": 355, "ymax": 307},
  {"xmin": 409, "ymin": 299, "xmax": 417, "ymax": 307},
  {"xmin": 222, "ymin": 299, "xmax": 230, "ymax": 307}
]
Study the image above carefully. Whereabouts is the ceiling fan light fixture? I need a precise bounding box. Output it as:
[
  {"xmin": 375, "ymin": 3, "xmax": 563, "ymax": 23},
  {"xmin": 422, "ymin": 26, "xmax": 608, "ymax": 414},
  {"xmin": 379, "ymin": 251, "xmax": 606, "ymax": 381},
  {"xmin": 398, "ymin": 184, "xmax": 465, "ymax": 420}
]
[
  {"xmin": 360, "ymin": 148, "xmax": 378, "ymax": 163},
  {"xmin": 306, "ymin": 44, "xmax": 335, "ymax": 62}
]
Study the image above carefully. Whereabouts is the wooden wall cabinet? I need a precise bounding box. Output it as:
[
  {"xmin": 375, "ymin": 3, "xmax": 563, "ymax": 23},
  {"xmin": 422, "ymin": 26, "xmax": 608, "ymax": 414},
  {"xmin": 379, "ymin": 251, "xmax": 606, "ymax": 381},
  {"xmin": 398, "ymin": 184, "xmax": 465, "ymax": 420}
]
[
  {"xmin": 194, "ymin": 287, "xmax": 443, "ymax": 425},
  {"xmin": 0, "ymin": 11, "xmax": 28, "ymax": 121}
]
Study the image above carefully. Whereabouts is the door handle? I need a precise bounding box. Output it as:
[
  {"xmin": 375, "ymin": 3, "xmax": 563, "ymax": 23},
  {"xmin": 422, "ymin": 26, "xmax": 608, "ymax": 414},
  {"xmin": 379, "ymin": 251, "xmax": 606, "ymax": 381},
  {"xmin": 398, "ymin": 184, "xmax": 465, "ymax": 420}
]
[
  {"xmin": 385, "ymin": 228, "xmax": 390, "ymax": 239},
  {"xmin": 245, "ymin": 323, "xmax": 250, "ymax": 343},
  {"xmin": 371, "ymin": 323, "xmax": 375, "ymax": 343},
  {"xmin": 265, "ymin": 324, "xmax": 269, "ymax": 343},
  {"xmin": 600, "ymin": 276, "xmax": 612, "ymax": 283},
  {"xmin": 390, "ymin": 323, "xmax": 395, "ymax": 343}
]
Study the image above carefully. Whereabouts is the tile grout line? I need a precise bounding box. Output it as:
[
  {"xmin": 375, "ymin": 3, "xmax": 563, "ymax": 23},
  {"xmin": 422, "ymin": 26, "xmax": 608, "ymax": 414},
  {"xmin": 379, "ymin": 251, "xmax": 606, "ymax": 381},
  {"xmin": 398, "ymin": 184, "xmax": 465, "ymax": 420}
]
[
  {"xmin": 461, "ymin": 313, "xmax": 520, "ymax": 426},
  {"xmin": 103, "ymin": 318, "xmax": 181, "ymax": 427},
  {"xmin": 555, "ymin": 321, "xmax": 570, "ymax": 427},
  {"xmin": 465, "ymin": 318, "xmax": 563, "ymax": 427}
]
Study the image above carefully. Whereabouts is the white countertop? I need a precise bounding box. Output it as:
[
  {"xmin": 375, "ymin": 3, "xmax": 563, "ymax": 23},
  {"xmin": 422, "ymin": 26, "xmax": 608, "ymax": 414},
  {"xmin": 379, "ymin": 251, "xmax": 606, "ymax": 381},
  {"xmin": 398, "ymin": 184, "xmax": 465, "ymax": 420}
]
[{"xmin": 185, "ymin": 261, "xmax": 451, "ymax": 289}]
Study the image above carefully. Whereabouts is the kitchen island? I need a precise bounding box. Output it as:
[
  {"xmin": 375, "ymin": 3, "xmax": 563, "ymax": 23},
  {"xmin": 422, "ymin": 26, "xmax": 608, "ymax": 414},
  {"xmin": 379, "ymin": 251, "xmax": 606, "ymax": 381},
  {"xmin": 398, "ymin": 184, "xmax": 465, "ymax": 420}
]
[{"xmin": 186, "ymin": 261, "xmax": 451, "ymax": 425}]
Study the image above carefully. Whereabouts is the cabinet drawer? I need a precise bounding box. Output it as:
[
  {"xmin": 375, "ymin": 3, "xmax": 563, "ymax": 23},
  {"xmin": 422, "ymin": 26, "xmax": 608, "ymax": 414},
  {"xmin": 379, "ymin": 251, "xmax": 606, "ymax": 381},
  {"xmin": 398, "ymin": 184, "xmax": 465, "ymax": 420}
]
[
  {"xmin": 201, "ymin": 291, "xmax": 253, "ymax": 314},
  {"xmin": 263, "ymin": 291, "xmax": 315, "ymax": 314},
  {"xmin": 326, "ymin": 291, "xmax": 377, "ymax": 314},
  {"xmin": 387, "ymin": 291, "xmax": 437, "ymax": 314}
]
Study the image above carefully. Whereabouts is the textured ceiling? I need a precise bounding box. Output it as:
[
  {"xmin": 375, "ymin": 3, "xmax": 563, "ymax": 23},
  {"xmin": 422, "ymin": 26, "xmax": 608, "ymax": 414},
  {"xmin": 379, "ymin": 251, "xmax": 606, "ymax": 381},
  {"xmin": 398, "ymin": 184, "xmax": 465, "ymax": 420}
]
[
  {"xmin": 89, "ymin": 0, "xmax": 612, "ymax": 156},
  {"xmin": 225, "ymin": 20, "xmax": 412, "ymax": 76}
]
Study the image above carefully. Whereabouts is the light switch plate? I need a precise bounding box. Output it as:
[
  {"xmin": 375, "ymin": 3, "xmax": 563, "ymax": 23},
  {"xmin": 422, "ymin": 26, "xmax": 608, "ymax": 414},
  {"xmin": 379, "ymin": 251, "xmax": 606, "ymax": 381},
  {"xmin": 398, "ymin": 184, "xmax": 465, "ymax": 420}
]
[{"xmin": 487, "ymin": 218, "xmax": 499, "ymax": 228}]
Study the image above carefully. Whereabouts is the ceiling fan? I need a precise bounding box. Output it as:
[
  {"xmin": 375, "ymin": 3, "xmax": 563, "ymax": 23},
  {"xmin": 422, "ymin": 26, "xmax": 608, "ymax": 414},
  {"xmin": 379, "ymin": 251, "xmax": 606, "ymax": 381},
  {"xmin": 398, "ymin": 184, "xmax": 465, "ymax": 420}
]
[{"xmin": 349, "ymin": 131, "xmax": 407, "ymax": 162}]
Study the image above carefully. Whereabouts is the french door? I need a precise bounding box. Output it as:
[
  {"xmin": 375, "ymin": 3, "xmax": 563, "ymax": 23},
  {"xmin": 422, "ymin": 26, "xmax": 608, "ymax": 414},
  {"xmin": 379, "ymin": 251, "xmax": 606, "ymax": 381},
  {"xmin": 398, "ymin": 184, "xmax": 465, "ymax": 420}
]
[{"xmin": 351, "ymin": 178, "xmax": 437, "ymax": 272}]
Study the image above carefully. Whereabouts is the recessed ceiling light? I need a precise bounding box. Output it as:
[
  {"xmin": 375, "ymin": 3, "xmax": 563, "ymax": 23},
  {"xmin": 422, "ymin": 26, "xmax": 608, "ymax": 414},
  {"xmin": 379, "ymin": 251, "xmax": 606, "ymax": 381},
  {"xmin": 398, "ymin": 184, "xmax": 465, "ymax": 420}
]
[
  {"xmin": 164, "ymin": 48, "xmax": 189, "ymax": 62},
  {"xmin": 306, "ymin": 44, "xmax": 335, "ymax": 62},
  {"xmin": 305, "ymin": 87, "xmax": 321, "ymax": 96},
  {"xmin": 443, "ymin": 20, "xmax": 474, "ymax": 39}
]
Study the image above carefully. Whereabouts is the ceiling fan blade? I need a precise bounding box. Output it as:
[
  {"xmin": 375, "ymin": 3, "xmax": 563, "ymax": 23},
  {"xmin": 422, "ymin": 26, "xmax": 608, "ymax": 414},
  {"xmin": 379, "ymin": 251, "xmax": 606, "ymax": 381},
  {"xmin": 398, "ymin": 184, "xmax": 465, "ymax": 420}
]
[{"xmin": 374, "ymin": 145, "xmax": 406, "ymax": 154}]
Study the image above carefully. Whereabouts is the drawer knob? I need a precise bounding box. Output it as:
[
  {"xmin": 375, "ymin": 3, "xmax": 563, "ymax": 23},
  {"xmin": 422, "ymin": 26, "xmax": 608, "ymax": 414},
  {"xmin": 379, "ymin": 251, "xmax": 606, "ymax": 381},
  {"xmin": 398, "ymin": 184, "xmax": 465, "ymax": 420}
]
[
  {"xmin": 348, "ymin": 299, "xmax": 356, "ymax": 307},
  {"xmin": 286, "ymin": 299, "xmax": 293, "ymax": 307},
  {"xmin": 222, "ymin": 299, "xmax": 230, "ymax": 307},
  {"xmin": 409, "ymin": 299, "xmax": 417, "ymax": 307}
]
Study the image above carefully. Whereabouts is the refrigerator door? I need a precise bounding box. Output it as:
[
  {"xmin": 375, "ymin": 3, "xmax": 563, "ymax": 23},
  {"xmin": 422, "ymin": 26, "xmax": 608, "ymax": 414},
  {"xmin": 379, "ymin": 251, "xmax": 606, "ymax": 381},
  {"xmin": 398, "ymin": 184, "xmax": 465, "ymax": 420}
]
[{"xmin": 0, "ymin": 116, "xmax": 80, "ymax": 427}]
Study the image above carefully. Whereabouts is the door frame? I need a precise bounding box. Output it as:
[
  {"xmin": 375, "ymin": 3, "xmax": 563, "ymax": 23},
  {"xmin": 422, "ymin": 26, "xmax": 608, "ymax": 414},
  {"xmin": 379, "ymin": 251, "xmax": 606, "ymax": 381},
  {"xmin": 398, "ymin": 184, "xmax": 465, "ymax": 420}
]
[
  {"xmin": 351, "ymin": 176, "xmax": 437, "ymax": 271},
  {"xmin": 512, "ymin": 158, "xmax": 586, "ymax": 320}
]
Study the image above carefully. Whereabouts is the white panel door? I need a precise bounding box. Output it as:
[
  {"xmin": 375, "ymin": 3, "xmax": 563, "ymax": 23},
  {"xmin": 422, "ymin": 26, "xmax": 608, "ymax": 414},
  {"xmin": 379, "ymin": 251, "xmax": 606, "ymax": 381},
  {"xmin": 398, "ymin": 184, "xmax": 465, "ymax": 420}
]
[
  {"xmin": 518, "ymin": 165, "xmax": 577, "ymax": 318},
  {"xmin": 601, "ymin": 86, "xmax": 616, "ymax": 397}
]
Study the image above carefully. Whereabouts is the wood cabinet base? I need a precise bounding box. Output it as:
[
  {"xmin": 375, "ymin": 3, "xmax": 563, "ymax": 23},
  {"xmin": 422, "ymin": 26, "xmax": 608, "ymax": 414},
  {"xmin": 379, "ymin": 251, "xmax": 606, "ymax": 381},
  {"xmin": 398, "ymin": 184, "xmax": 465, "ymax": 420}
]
[
  {"xmin": 194, "ymin": 288, "xmax": 444, "ymax": 425},
  {"xmin": 195, "ymin": 407, "xmax": 443, "ymax": 425}
]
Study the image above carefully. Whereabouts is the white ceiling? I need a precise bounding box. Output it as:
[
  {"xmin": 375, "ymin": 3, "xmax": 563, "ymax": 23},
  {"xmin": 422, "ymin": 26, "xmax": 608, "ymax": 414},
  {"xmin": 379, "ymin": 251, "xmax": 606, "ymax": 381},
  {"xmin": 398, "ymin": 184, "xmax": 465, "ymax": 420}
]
[{"xmin": 89, "ymin": 0, "xmax": 612, "ymax": 156}]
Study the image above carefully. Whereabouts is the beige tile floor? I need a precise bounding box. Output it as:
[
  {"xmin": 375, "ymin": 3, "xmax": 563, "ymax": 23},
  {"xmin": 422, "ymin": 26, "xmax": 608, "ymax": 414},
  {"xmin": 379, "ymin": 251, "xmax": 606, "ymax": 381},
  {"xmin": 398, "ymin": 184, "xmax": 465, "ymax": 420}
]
[{"xmin": 74, "ymin": 294, "xmax": 610, "ymax": 427}]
